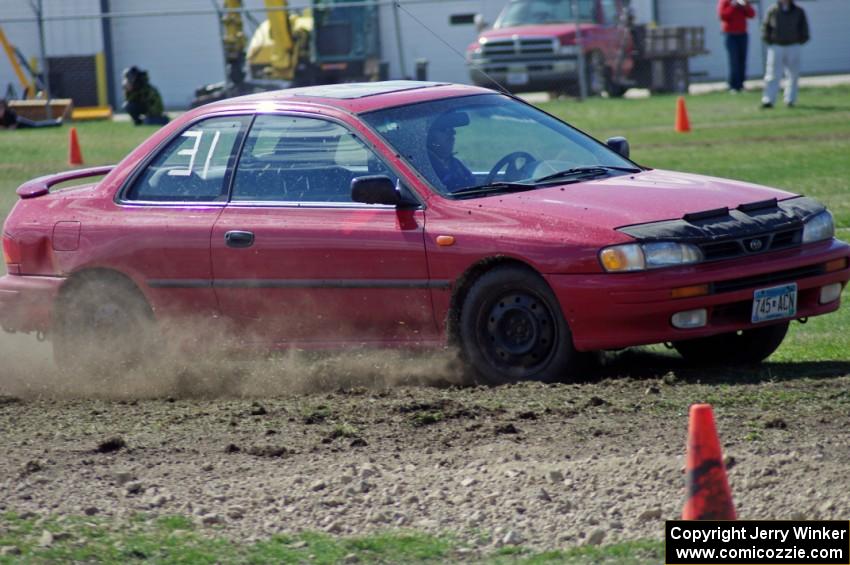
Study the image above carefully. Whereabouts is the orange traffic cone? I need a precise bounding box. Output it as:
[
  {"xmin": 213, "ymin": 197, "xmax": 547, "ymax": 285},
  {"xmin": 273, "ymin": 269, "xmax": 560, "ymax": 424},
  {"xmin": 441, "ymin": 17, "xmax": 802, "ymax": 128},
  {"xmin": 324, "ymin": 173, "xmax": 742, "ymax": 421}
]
[
  {"xmin": 682, "ymin": 404, "xmax": 736, "ymax": 520},
  {"xmin": 675, "ymin": 96, "xmax": 691, "ymax": 133},
  {"xmin": 68, "ymin": 127, "xmax": 84, "ymax": 166}
]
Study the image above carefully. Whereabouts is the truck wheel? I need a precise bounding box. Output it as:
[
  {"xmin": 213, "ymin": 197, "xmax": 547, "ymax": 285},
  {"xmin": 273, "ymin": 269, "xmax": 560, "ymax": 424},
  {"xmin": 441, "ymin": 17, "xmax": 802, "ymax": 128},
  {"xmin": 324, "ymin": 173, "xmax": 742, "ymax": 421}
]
[
  {"xmin": 665, "ymin": 57, "xmax": 690, "ymax": 94},
  {"xmin": 605, "ymin": 77, "xmax": 628, "ymax": 98},
  {"xmin": 53, "ymin": 273, "xmax": 155, "ymax": 374},
  {"xmin": 586, "ymin": 51, "xmax": 607, "ymax": 96},
  {"xmin": 672, "ymin": 322, "xmax": 789, "ymax": 365},
  {"xmin": 459, "ymin": 265, "xmax": 578, "ymax": 385}
]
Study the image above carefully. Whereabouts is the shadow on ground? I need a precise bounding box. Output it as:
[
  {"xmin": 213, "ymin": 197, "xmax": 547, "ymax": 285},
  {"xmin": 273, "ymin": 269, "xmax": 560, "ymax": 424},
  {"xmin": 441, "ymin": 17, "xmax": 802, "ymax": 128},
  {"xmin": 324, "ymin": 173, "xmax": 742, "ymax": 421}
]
[{"xmin": 588, "ymin": 347, "xmax": 850, "ymax": 385}]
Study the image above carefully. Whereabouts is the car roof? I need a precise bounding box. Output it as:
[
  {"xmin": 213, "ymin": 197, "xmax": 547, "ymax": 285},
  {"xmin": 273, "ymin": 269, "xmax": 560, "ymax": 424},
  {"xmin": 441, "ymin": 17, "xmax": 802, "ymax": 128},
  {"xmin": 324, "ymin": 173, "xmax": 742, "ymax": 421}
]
[{"xmin": 204, "ymin": 81, "xmax": 497, "ymax": 115}]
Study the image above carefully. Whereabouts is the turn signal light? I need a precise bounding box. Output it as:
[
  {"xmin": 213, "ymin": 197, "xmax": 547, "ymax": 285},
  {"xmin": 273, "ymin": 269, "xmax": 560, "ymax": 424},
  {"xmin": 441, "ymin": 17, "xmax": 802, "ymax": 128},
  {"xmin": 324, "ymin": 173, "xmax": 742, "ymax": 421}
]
[
  {"xmin": 825, "ymin": 258, "xmax": 848, "ymax": 273},
  {"xmin": 671, "ymin": 284, "xmax": 710, "ymax": 299}
]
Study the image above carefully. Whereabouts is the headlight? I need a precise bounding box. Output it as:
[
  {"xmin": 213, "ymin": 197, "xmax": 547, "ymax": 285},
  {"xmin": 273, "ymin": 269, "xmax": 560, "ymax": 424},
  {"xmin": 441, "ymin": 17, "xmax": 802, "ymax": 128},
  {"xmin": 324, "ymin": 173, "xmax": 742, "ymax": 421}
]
[
  {"xmin": 802, "ymin": 210, "xmax": 834, "ymax": 243},
  {"xmin": 599, "ymin": 242, "xmax": 703, "ymax": 272}
]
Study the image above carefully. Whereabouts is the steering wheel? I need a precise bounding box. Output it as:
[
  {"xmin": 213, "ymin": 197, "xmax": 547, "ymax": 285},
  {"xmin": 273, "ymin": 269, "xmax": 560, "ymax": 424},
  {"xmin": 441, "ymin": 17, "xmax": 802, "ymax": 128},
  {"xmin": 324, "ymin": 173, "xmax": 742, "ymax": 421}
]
[{"xmin": 484, "ymin": 151, "xmax": 537, "ymax": 184}]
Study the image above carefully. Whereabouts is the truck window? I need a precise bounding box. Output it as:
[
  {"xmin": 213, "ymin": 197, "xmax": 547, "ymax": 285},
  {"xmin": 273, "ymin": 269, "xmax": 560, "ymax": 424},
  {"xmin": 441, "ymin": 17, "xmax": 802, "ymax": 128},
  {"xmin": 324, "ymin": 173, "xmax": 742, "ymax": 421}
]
[
  {"xmin": 495, "ymin": 0, "xmax": 595, "ymax": 28},
  {"xmin": 600, "ymin": 0, "xmax": 618, "ymax": 25}
]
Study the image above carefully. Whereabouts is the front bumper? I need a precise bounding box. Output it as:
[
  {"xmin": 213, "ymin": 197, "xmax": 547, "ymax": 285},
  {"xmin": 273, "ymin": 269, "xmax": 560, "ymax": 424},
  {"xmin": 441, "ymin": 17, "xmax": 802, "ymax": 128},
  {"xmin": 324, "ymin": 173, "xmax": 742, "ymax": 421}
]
[
  {"xmin": 469, "ymin": 56, "xmax": 579, "ymax": 92},
  {"xmin": 546, "ymin": 239, "xmax": 850, "ymax": 351},
  {"xmin": 0, "ymin": 274, "xmax": 65, "ymax": 334}
]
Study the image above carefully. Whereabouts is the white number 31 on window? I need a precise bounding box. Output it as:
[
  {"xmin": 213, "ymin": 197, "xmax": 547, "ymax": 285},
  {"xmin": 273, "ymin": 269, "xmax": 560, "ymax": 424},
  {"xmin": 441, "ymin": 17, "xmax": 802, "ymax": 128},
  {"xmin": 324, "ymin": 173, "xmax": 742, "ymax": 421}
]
[{"xmin": 167, "ymin": 130, "xmax": 222, "ymax": 180}]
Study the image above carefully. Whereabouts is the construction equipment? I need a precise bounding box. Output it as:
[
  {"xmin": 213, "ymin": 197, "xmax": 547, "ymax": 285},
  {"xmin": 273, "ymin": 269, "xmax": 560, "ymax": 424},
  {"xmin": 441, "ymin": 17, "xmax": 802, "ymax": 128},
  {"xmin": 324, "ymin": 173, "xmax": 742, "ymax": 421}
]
[
  {"xmin": 193, "ymin": 0, "xmax": 384, "ymax": 107},
  {"xmin": 0, "ymin": 25, "xmax": 40, "ymax": 99},
  {"xmin": 0, "ymin": 24, "xmax": 74, "ymax": 122}
]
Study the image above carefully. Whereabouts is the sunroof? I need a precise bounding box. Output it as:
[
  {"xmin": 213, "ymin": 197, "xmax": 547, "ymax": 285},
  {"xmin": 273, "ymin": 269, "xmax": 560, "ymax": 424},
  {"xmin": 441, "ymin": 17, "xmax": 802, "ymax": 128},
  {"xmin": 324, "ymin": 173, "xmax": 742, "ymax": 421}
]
[{"xmin": 291, "ymin": 81, "xmax": 448, "ymax": 99}]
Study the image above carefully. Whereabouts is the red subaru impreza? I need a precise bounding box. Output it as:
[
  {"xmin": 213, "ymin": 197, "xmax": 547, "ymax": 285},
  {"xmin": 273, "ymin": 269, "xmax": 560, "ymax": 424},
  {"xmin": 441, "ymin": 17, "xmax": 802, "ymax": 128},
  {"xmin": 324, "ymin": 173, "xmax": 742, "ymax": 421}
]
[{"xmin": 1, "ymin": 81, "xmax": 847, "ymax": 383}]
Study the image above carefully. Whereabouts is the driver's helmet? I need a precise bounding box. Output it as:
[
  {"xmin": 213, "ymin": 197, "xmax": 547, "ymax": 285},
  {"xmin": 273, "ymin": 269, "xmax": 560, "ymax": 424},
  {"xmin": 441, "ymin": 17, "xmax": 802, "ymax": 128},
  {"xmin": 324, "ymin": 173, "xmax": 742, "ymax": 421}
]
[{"xmin": 427, "ymin": 111, "xmax": 470, "ymax": 151}]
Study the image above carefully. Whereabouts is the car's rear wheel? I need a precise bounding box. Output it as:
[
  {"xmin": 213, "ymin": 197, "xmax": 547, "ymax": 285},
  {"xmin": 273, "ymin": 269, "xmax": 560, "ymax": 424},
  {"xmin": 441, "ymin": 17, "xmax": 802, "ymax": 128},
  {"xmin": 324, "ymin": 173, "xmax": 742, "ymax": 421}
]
[
  {"xmin": 53, "ymin": 273, "xmax": 155, "ymax": 374},
  {"xmin": 672, "ymin": 322, "xmax": 789, "ymax": 365},
  {"xmin": 459, "ymin": 265, "xmax": 577, "ymax": 384}
]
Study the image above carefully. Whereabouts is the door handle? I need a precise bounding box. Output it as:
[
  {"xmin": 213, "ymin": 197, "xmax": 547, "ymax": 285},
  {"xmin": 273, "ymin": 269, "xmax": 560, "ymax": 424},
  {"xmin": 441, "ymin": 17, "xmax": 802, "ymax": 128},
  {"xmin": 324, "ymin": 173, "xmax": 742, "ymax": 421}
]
[{"xmin": 224, "ymin": 230, "xmax": 254, "ymax": 248}]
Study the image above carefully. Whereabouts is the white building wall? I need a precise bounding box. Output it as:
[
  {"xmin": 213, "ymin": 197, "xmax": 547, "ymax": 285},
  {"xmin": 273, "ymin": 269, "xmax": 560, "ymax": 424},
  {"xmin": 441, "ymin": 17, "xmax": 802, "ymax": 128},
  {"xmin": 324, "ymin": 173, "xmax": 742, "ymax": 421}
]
[
  {"xmin": 378, "ymin": 0, "xmax": 488, "ymax": 83},
  {"xmin": 108, "ymin": 0, "xmax": 225, "ymax": 109},
  {"xmin": 0, "ymin": 0, "xmax": 101, "ymax": 97},
  {"xmin": 798, "ymin": 0, "xmax": 850, "ymax": 75},
  {"xmin": 656, "ymin": 0, "xmax": 850, "ymax": 82}
]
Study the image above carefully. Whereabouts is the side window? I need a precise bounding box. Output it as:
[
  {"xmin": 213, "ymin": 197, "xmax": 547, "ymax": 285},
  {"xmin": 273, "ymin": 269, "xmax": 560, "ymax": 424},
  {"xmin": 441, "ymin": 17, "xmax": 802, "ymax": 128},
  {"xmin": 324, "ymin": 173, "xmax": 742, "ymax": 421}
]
[
  {"xmin": 600, "ymin": 0, "xmax": 618, "ymax": 25},
  {"xmin": 231, "ymin": 114, "xmax": 397, "ymax": 203},
  {"xmin": 125, "ymin": 117, "xmax": 248, "ymax": 202}
]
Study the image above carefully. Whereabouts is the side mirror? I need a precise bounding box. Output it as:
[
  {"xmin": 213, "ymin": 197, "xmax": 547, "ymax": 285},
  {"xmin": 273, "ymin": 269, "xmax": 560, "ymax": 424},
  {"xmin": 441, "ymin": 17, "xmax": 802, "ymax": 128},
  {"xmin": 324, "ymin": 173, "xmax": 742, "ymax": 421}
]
[
  {"xmin": 606, "ymin": 136, "xmax": 630, "ymax": 159},
  {"xmin": 351, "ymin": 175, "xmax": 406, "ymax": 206},
  {"xmin": 474, "ymin": 14, "xmax": 489, "ymax": 32}
]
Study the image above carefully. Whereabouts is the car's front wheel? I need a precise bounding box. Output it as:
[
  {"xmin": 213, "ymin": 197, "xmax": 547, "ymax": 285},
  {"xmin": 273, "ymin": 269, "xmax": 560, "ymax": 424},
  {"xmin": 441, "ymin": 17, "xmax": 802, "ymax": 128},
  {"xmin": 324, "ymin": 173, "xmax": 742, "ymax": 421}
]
[
  {"xmin": 672, "ymin": 322, "xmax": 789, "ymax": 365},
  {"xmin": 459, "ymin": 265, "xmax": 577, "ymax": 385},
  {"xmin": 53, "ymin": 273, "xmax": 155, "ymax": 374}
]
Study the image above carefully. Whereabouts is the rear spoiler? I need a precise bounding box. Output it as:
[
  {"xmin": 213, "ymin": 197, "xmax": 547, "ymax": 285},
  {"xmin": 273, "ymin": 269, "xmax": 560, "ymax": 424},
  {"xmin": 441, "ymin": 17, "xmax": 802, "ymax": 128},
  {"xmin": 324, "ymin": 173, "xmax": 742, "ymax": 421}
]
[{"xmin": 16, "ymin": 165, "xmax": 115, "ymax": 199}]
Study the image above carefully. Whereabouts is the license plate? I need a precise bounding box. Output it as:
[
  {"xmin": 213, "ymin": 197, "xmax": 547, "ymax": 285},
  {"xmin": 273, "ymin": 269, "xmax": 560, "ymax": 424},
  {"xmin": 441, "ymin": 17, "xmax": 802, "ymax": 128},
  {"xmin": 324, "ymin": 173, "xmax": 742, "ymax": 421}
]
[
  {"xmin": 751, "ymin": 283, "xmax": 797, "ymax": 323},
  {"xmin": 506, "ymin": 66, "xmax": 528, "ymax": 85}
]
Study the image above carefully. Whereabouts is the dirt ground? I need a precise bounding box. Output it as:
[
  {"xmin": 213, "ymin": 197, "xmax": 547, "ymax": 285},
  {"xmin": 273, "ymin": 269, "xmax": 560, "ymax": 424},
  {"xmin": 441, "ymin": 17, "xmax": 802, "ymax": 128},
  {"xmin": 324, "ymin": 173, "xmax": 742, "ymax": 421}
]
[{"xmin": 1, "ymin": 332, "xmax": 849, "ymax": 552}]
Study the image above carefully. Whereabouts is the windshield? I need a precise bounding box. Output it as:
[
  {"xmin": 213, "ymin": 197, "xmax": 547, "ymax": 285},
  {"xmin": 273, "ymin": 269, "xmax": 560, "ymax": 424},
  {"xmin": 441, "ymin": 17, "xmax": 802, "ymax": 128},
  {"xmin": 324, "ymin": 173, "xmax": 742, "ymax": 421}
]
[
  {"xmin": 495, "ymin": 0, "xmax": 595, "ymax": 27},
  {"xmin": 361, "ymin": 93, "xmax": 638, "ymax": 197}
]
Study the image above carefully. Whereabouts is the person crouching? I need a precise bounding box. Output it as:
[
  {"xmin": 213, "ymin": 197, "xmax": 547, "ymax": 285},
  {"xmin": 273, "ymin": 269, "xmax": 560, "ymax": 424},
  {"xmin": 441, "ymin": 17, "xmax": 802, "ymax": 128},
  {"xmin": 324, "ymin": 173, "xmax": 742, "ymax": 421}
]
[{"xmin": 122, "ymin": 66, "xmax": 170, "ymax": 126}]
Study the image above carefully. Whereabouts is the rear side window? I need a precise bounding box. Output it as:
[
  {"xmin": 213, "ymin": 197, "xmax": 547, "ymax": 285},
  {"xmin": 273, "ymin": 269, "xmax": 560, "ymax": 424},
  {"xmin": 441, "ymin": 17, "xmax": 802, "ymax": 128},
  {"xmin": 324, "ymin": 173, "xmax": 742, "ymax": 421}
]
[
  {"xmin": 125, "ymin": 116, "xmax": 249, "ymax": 202},
  {"xmin": 231, "ymin": 114, "xmax": 397, "ymax": 203}
]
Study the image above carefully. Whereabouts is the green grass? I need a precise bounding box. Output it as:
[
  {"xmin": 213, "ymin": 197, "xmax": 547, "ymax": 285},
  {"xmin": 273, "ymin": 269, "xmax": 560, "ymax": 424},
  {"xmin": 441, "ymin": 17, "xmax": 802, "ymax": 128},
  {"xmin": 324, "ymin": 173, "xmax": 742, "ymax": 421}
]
[
  {"xmin": 0, "ymin": 512, "xmax": 662, "ymax": 564},
  {"xmin": 539, "ymin": 85, "xmax": 850, "ymax": 226}
]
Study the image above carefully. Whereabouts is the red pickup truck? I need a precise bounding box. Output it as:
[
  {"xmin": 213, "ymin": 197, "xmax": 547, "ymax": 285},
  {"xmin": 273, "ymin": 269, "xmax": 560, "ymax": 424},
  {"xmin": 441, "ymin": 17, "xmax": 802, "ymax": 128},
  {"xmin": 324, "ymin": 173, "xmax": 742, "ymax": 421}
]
[{"xmin": 466, "ymin": 0, "xmax": 706, "ymax": 97}]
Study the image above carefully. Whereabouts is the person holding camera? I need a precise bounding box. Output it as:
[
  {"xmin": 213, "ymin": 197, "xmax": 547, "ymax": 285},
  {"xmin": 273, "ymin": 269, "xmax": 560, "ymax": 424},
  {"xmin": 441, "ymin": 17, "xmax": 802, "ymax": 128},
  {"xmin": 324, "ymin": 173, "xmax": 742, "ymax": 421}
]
[
  {"xmin": 717, "ymin": 0, "xmax": 756, "ymax": 93},
  {"xmin": 760, "ymin": 0, "xmax": 810, "ymax": 108},
  {"xmin": 122, "ymin": 66, "xmax": 169, "ymax": 126}
]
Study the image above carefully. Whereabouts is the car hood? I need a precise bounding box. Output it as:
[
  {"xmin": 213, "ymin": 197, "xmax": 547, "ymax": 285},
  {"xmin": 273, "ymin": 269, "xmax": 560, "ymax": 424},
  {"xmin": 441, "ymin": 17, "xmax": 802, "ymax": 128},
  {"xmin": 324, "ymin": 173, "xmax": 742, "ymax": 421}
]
[
  {"xmin": 478, "ymin": 23, "xmax": 594, "ymax": 44},
  {"xmin": 472, "ymin": 169, "xmax": 798, "ymax": 232}
]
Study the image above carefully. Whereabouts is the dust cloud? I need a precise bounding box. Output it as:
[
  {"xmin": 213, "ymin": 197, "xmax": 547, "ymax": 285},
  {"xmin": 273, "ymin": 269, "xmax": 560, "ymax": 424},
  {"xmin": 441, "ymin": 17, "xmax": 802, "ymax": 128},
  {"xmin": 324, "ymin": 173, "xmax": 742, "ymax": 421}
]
[{"xmin": 0, "ymin": 321, "xmax": 467, "ymax": 400}]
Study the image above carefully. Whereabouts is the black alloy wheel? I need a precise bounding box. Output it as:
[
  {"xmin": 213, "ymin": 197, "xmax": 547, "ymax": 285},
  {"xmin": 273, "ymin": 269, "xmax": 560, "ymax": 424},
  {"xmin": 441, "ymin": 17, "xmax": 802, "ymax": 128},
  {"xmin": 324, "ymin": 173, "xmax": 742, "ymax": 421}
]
[{"xmin": 460, "ymin": 265, "xmax": 577, "ymax": 384}]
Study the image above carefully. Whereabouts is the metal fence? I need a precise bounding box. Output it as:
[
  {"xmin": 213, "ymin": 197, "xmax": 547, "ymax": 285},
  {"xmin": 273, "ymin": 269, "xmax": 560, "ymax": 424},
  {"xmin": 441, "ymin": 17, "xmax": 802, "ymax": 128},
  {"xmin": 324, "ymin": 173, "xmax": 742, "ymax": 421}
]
[{"xmin": 0, "ymin": 0, "xmax": 777, "ymax": 113}]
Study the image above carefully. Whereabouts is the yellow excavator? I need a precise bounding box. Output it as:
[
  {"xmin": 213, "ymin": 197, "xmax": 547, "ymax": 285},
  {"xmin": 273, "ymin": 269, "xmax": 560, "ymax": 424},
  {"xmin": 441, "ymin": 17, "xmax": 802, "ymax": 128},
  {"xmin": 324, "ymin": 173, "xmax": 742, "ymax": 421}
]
[
  {"xmin": 193, "ymin": 0, "xmax": 384, "ymax": 106},
  {"xmin": 0, "ymin": 25, "xmax": 78, "ymax": 121},
  {"xmin": 0, "ymin": 25, "xmax": 38, "ymax": 99}
]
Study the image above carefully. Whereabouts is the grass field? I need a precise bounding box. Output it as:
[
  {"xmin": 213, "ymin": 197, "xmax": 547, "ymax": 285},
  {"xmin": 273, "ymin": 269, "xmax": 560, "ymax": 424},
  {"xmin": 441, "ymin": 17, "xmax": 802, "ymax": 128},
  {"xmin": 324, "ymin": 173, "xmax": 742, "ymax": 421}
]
[{"xmin": 0, "ymin": 85, "xmax": 849, "ymax": 563}]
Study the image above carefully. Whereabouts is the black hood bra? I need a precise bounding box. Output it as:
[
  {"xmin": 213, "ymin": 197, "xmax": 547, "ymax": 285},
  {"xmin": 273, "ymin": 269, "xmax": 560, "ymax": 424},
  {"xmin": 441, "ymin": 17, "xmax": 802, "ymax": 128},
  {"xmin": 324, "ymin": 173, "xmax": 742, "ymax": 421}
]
[{"xmin": 618, "ymin": 196, "xmax": 825, "ymax": 261}]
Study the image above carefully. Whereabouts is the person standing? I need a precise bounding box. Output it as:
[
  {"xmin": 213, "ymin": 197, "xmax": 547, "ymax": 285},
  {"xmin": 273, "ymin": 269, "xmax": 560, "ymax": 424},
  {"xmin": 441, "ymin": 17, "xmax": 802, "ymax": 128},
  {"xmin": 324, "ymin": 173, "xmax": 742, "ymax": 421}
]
[
  {"xmin": 718, "ymin": 0, "xmax": 756, "ymax": 93},
  {"xmin": 761, "ymin": 0, "xmax": 810, "ymax": 108}
]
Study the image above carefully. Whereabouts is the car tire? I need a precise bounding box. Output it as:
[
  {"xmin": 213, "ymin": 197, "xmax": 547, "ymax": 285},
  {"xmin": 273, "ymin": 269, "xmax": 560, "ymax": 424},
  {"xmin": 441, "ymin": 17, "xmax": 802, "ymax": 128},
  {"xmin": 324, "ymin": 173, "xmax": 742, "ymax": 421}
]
[
  {"xmin": 53, "ymin": 273, "xmax": 155, "ymax": 374},
  {"xmin": 672, "ymin": 322, "xmax": 789, "ymax": 365},
  {"xmin": 459, "ymin": 265, "xmax": 577, "ymax": 385}
]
